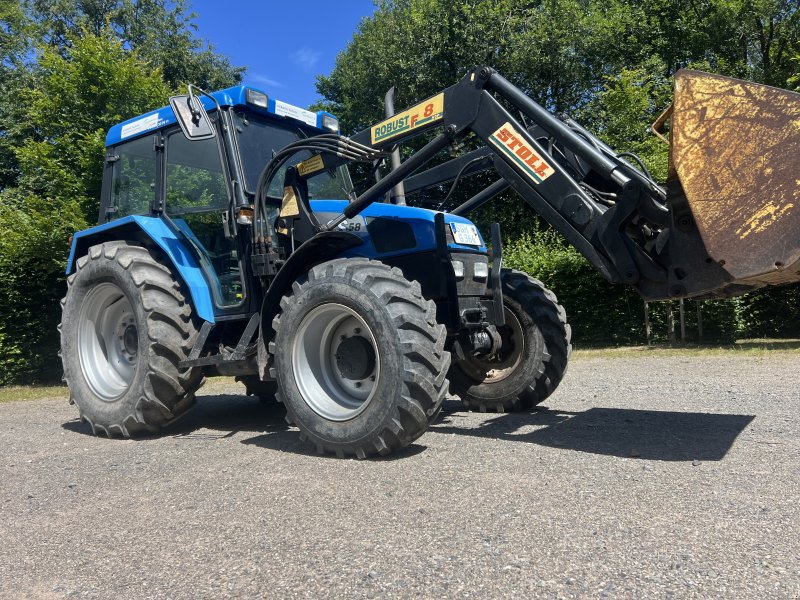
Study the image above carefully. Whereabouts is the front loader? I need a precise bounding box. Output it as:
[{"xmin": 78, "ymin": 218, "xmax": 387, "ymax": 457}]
[{"xmin": 60, "ymin": 67, "xmax": 800, "ymax": 458}]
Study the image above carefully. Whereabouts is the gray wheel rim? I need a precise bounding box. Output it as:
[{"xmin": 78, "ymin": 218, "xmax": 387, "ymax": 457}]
[
  {"xmin": 77, "ymin": 282, "xmax": 138, "ymax": 400},
  {"xmin": 292, "ymin": 303, "xmax": 381, "ymax": 421},
  {"xmin": 459, "ymin": 307, "xmax": 525, "ymax": 383}
]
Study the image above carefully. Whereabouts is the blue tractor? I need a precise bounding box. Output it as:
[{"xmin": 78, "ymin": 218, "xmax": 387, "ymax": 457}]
[
  {"xmin": 62, "ymin": 67, "xmax": 798, "ymax": 457},
  {"xmin": 60, "ymin": 77, "xmax": 571, "ymax": 458}
]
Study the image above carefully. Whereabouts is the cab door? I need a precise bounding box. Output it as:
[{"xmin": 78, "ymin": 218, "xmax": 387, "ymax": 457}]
[{"xmin": 163, "ymin": 128, "xmax": 245, "ymax": 310}]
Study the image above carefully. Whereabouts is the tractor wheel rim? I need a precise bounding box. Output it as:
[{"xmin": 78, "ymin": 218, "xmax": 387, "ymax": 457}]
[
  {"xmin": 292, "ymin": 303, "xmax": 381, "ymax": 422},
  {"xmin": 460, "ymin": 307, "xmax": 525, "ymax": 383},
  {"xmin": 78, "ymin": 283, "xmax": 137, "ymax": 401}
]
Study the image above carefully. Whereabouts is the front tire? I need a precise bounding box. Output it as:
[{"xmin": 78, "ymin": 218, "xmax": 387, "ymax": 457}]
[
  {"xmin": 60, "ymin": 242, "xmax": 204, "ymax": 436},
  {"xmin": 271, "ymin": 258, "xmax": 450, "ymax": 458},
  {"xmin": 449, "ymin": 269, "xmax": 571, "ymax": 412}
]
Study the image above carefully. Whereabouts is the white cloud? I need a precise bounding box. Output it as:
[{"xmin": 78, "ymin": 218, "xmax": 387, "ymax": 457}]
[
  {"xmin": 291, "ymin": 48, "xmax": 322, "ymax": 72},
  {"xmin": 248, "ymin": 73, "xmax": 284, "ymax": 88}
]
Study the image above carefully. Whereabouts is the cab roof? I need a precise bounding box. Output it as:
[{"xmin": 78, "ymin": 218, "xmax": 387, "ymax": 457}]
[{"xmin": 105, "ymin": 85, "xmax": 337, "ymax": 147}]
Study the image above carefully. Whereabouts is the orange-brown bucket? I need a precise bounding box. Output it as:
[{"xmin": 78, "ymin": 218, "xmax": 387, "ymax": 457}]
[{"xmin": 662, "ymin": 70, "xmax": 800, "ymax": 288}]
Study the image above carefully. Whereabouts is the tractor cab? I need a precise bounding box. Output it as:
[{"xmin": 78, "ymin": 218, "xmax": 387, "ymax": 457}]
[{"xmin": 99, "ymin": 86, "xmax": 352, "ymax": 317}]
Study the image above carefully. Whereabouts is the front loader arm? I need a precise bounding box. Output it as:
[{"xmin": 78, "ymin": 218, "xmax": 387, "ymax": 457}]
[
  {"xmin": 286, "ymin": 66, "xmax": 797, "ymax": 301},
  {"xmin": 288, "ymin": 66, "xmax": 674, "ymax": 296}
]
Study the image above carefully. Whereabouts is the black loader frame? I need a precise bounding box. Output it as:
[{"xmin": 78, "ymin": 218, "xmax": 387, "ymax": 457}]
[{"xmin": 253, "ymin": 65, "xmax": 735, "ymax": 334}]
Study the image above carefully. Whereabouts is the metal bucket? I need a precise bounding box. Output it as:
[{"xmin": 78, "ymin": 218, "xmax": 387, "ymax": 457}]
[{"xmin": 665, "ymin": 70, "xmax": 800, "ymax": 289}]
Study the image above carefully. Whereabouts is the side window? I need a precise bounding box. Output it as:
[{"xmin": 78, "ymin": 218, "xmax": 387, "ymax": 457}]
[
  {"xmin": 165, "ymin": 131, "xmax": 229, "ymax": 213},
  {"xmin": 110, "ymin": 135, "xmax": 157, "ymax": 217},
  {"xmin": 164, "ymin": 130, "xmax": 242, "ymax": 308}
]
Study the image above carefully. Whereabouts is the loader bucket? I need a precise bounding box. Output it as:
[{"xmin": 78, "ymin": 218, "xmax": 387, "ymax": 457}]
[{"xmin": 667, "ymin": 69, "xmax": 800, "ymax": 288}]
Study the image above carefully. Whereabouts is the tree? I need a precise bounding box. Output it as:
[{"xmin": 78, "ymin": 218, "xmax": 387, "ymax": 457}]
[
  {"xmin": 317, "ymin": 0, "xmax": 800, "ymax": 346},
  {"xmin": 0, "ymin": 29, "xmax": 172, "ymax": 384},
  {"xmin": 0, "ymin": 1, "xmax": 243, "ymax": 191},
  {"xmin": 316, "ymin": 0, "xmax": 648, "ymax": 130},
  {"xmin": 25, "ymin": 0, "xmax": 244, "ymax": 89},
  {"xmin": 0, "ymin": 1, "xmax": 246, "ymax": 383},
  {"xmin": 584, "ymin": 64, "xmax": 672, "ymax": 182}
]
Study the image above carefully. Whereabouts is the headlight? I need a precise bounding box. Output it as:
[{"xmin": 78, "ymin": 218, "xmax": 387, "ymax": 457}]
[
  {"xmin": 236, "ymin": 207, "xmax": 254, "ymax": 225},
  {"xmin": 473, "ymin": 260, "xmax": 489, "ymax": 279},
  {"xmin": 451, "ymin": 260, "xmax": 464, "ymax": 278},
  {"xmin": 246, "ymin": 89, "xmax": 268, "ymax": 109},
  {"xmin": 321, "ymin": 114, "xmax": 339, "ymax": 133}
]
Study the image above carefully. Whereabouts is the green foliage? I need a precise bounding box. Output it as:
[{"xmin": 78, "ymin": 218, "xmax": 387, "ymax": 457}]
[
  {"xmin": 583, "ymin": 64, "xmax": 672, "ymax": 182},
  {"xmin": 0, "ymin": 191, "xmax": 86, "ymax": 383},
  {"xmin": 736, "ymin": 285, "xmax": 800, "ymax": 338},
  {"xmin": 0, "ymin": 0, "xmax": 243, "ymax": 189},
  {"xmin": 503, "ymin": 232, "xmax": 739, "ymax": 345},
  {"xmin": 316, "ymin": 0, "xmax": 648, "ymax": 130},
  {"xmin": 0, "ymin": 0, "xmax": 797, "ymax": 383},
  {"xmin": 25, "ymin": 0, "xmax": 244, "ymax": 89},
  {"xmin": 17, "ymin": 31, "xmax": 171, "ymax": 216},
  {"xmin": 0, "ymin": 30, "xmax": 171, "ymax": 382},
  {"xmin": 0, "ymin": 1, "xmax": 244, "ymax": 383},
  {"xmin": 504, "ymin": 231, "xmax": 647, "ymax": 345}
]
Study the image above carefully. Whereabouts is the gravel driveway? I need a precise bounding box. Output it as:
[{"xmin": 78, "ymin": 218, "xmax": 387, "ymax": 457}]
[{"xmin": 1, "ymin": 353, "xmax": 798, "ymax": 599}]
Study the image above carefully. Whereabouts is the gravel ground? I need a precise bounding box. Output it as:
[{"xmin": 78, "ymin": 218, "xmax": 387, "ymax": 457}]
[{"xmin": 1, "ymin": 353, "xmax": 799, "ymax": 599}]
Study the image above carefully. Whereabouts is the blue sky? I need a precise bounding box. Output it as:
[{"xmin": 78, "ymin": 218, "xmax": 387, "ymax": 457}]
[{"xmin": 190, "ymin": 0, "xmax": 377, "ymax": 108}]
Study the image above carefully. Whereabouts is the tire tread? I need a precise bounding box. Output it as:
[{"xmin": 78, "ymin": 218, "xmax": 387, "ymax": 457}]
[
  {"xmin": 272, "ymin": 258, "xmax": 450, "ymax": 458},
  {"xmin": 60, "ymin": 241, "xmax": 204, "ymax": 437}
]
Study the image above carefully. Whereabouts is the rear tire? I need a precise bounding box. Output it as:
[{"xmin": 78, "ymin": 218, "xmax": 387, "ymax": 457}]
[
  {"xmin": 449, "ymin": 269, "xmax": 571, "ymax": 412},
  {"xmin": 271, "ymin": 258, "xmax": 450, "ymax": 458},
  {"xmin": 60, "ymin": 241, "xmax": 204, "ymax": 436}
]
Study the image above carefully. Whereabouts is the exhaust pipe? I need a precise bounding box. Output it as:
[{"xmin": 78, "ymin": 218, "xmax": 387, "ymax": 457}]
[{"xmin": 384, "ymin": 86, "xmax": 406, "ymax": 205}]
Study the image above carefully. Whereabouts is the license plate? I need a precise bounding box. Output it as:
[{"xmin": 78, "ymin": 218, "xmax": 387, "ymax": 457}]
[{"xmin": 449, "ymin": 222, "xmax": 481, "ymax": 246}]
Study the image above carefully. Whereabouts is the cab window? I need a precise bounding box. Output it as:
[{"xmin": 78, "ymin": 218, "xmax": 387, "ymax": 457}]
[
  {"xmin": 108, "ymin": 135, "xmax": 157, "ymax": 218},
  {"xmin": 165, "ymin": 132, "xmax": 229, "ymax": 213}
]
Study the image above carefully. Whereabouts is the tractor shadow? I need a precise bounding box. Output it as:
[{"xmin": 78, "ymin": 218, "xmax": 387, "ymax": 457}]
[
  {"xmin": 62, "ymin": 393, "xmax": 426, "ymax": 460},
  {"xmin": 432, "ymin": 401, "xmax": 755, "ymax": 462},
  {"xmin": 62, "ymin": 394, "xmax": 754, "ymax": 462},
  {"xmin": 240, "ymin": 432, "xmax": 427, "ymax": 460},
  {"xmin": 62, "ymin": 393, "xmax": 290, "ymax": 440}
]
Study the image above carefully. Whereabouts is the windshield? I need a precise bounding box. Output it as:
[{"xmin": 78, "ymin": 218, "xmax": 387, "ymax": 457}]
[{"xmin": 232, "ymin": 110, "xmax": 354, "ymax": 201}]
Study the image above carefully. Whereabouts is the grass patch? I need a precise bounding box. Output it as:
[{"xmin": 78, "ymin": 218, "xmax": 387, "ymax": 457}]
[
  {"xmin": 573, "ymin": 339, "xmax": 800, "ymax": 359},
  {"xmin": 0, "ymin": 384, "xmax": 68, "ymax": 403},
  {"xmin": 0, "ymin": 377, "xmax": 242, "ymax": 404},
  {"xmin": 1, "ymin": 341, "xmax": 798, "ymax": 402}
]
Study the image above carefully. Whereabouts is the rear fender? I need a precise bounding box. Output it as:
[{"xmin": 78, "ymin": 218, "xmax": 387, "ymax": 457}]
[{"xmin": 66, "ymin": 216, "xmax": 215, "ymax": 323}]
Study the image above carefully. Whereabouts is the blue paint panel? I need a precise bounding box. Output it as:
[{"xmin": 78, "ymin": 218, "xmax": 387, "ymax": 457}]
[
  {"xmin": 309, "ymin": 200, "xmax": 487, "ymax": 257},
  {"xmin": 105, "ymin": 85, "xmax": 338, "ymax": 146},
  {"xmin": 66, "ymin": 216, "xmax": 215, "ymax": 323}
]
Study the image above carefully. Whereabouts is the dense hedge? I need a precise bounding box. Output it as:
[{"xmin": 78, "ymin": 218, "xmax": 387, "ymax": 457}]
[
  {"xmin": 0, "ymin": 193, "xmax": 86, "ymax": 383},
  {"xmin": 501, "ymin": 227, "xmax": 794, "ymax": 347}
]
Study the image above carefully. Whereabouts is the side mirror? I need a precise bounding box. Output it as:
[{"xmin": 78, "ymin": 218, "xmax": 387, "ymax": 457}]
[{"xmin": 169, "ymin": 94, "xmax": 216, "ymax": 140}]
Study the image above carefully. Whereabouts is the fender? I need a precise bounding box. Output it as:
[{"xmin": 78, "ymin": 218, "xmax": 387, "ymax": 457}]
[
  {"xmin": 66, "ymin": 215, "xmax": 215, "ymax": 323},
  {"xmin": 258, "ymin": 230, "xmax": 363, "ymax": 375}
]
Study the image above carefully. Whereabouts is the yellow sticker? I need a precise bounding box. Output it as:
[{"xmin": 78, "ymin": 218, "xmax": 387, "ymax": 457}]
[
  {"xmin": 371, "ymin": 93, "xmax": 445, "ymax": 145},
  {"xmin": 280, "ymin": 186, "xmax": 300, "ymax": 218},
  {"xmin": 488, "ymin": 122, "xmax": 554, "ymax": 184},
  {"xmin": 297, "ymin": 154, "xmax": 325, "ymax": 177}
]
